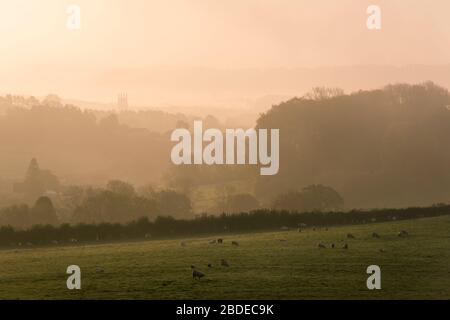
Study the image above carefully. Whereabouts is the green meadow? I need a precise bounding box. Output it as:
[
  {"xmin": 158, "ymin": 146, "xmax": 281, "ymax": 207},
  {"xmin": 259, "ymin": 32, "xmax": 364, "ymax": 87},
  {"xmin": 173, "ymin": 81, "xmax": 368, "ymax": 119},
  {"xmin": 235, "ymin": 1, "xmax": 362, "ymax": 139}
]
[{"xmin": 0, "ymin": 215, "xmax": 449, "ymax": 300}]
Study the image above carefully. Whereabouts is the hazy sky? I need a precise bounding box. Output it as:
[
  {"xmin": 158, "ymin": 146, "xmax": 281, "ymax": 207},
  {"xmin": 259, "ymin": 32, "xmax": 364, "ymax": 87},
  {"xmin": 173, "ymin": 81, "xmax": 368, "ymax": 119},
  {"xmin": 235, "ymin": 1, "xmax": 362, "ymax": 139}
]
[{"xmin": 1, "ymin": 0, "xmax": 449, "ymax": 105}]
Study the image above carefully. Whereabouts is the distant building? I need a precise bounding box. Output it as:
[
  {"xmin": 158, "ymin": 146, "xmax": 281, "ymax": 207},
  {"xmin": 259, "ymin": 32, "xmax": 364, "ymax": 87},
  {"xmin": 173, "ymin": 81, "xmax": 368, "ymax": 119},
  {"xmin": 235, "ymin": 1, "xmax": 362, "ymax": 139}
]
[{"xmin": 117, "ymin": 93, "xmax": 129, "ymax": 110}]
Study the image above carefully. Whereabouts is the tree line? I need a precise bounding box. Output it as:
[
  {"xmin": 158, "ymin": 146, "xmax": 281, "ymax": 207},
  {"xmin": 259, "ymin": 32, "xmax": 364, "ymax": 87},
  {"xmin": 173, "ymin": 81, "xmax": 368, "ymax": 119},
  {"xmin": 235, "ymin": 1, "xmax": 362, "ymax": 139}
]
[
  {"xmin": 0, "ymin": 180, "xmax": 193, "ymax": 229},
  {"xmin": 1, "ymin": 204, "xmax": 449, "ymax": 247}
]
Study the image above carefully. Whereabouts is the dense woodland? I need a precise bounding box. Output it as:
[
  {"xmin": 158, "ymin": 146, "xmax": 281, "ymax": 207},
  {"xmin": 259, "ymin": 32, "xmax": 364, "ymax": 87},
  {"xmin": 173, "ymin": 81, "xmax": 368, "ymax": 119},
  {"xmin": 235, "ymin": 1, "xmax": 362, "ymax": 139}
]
[
  {"xmin": 255, "ymin": 83, "xmax": 450, "ymax": 208},
  {"xmin": 167, "ymin": 82, "xmax": 450, "ymax": 209}
]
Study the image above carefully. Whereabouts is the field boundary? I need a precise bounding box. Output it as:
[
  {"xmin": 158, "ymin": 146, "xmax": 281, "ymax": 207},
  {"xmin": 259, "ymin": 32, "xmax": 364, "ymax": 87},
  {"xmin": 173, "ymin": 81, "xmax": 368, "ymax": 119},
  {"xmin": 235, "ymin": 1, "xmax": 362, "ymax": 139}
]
[{"xmin": 1, "ymin": 204, "xmax": 450, "ymax": 249}]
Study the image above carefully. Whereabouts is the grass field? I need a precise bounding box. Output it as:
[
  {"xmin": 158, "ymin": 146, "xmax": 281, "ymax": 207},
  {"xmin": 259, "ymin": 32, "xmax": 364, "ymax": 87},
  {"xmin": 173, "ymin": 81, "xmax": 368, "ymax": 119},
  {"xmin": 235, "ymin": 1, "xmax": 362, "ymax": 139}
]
[{"xmin": 0, "ymin": 215, "xmax": 449, "ymax": 300}]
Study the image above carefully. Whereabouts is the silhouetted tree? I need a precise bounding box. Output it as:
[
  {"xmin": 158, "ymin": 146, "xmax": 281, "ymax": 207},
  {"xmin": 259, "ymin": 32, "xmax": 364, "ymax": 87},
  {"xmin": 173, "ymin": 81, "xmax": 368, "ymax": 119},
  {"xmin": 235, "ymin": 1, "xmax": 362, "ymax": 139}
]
[
  {"xmin": 0, "ymin": 204, "xmax": 30, "ymax": 229},
  {"xmin": 31, "ymin": 196, "xmax": 58, "ymax": 226},
  {"xmin": 299, "ymin": 185, "xmax": 344, "ymax": 211},
  {"xmin": 13, "ymin": 158, "xmax": 60, "ymax": 200},
  {"xmin": 303, "ymin": 87, "xmax": 344, "ymax": 101},
  {"xmin": 107, "ymin": 180, "xmax": 136, "ymax": 198},
  {"xmin": 273, "ymin": 185, "xmax": 343, "ymax": 212},
  {"xmin": 155, "ymin": 190, "xmax": 192, "ymax": 218},
  {"xmin": 220, "ymin": 193, "xmax": 260, "ymax": 213}
]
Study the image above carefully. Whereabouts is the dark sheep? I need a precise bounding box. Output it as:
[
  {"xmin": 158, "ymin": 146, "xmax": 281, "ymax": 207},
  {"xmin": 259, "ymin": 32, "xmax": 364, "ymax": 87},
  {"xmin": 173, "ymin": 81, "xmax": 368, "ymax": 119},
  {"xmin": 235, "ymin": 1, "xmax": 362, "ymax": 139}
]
[
  {"xmin": 192, "ymin": 269, "xmax": 205, "ymax": 280},
  {"xmin": 398, "ymin": 230, "xmax": 409, "ymax": 237}
]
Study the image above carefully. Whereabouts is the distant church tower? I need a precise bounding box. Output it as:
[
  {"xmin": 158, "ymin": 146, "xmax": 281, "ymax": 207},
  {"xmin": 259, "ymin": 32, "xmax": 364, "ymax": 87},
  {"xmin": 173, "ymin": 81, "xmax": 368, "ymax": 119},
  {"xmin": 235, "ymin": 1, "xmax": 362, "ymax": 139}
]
[{"xmin": 117, "ymin": 93, "xmax": 128, "ymax": 110}]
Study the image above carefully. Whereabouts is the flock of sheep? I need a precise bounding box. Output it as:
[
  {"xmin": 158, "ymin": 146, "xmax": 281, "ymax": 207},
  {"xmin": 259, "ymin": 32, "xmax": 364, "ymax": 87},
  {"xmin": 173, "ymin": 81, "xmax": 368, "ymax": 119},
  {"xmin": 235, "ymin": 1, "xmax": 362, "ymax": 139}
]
[
  {"xmin": 187, "ymin": 238, "xmax": 235, "ymax": 280},
  {"xmin": 316, "ymin": 229, "xmax": 409, "ymax": 251},
  {"xmin": 187, "ymin": 225, "xmax": 411, "ymax": 280}
]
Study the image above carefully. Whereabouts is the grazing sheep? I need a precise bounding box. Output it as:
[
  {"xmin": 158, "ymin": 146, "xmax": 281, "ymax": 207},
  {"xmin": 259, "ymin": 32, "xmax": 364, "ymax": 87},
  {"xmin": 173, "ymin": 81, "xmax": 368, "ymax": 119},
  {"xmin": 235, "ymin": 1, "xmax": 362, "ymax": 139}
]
[
  {"xmin": 231, "ymin": 241, "xmax": 239, "ymax": 246},
  {"xmin": 280, "ymin": 226, "xmax": 289, "ymax": 231},
  {"xmin": 221, "ymin": 259, "xmax": 229, "ymax": 267},
  {"xmin": 217, "ymin": 238, "xmax": 223, "ymax": 244},
  {"xmin": 144, "ymin": 233, "xmax": 152, "ymax": 239},
  {"xmin": 347, "ymin": 233, "xmax": 355, "ymax": 239},
  {"xmin": 70, "ymin": 238, "xmax": 78, "ymax": 243},
  {"xmin": 95, "ymin": 267, "xmax": 104, "ymax": 273},
  {"xmin": 298, "ymin": 223, "xmax": 307, "ymax": 228},
  {"xmin": 318, "ymin": 243, "xmax": 326, "ymax": 249},
  {"xmin": 343, "ymin": 243, "xmax": 348, "ymax": 249},
  {"xmin": 192, "ymin": 269, "xmax": 205, "ymax": 280},
  {"xmin": 372, "ymin": 232, "xmax": 380, "ymax": 239},
  {"xmin": 398, "ymin": 230, "xmax": 409, "ymax": 237},
  {"xmin": 209, "ymin": 239, "xmax": 216, "ymax": 244},
  {"xmin": 52, "ymin": 240, "xmax": 59, "ymax": 245}
]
